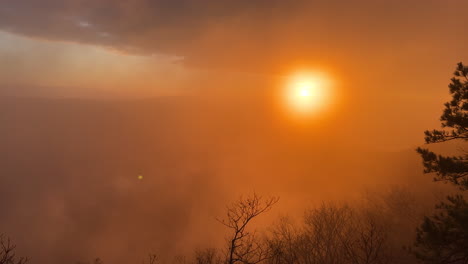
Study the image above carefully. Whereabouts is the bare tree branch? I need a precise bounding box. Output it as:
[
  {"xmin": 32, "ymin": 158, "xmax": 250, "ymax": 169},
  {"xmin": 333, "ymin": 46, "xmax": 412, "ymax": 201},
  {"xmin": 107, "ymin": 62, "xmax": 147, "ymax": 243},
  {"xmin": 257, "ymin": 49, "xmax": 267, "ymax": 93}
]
[{"xmin": 218, "ymin": 193, "xmax": 279, "ymax": 264}]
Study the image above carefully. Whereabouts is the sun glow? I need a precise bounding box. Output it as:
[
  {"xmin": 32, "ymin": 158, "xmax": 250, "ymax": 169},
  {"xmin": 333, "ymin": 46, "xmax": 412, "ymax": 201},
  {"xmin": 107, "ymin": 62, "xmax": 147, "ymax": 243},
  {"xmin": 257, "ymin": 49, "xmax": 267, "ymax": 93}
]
[{"xmin": 283, "ymin": 71, "xmax": 333, "ymax": 117}]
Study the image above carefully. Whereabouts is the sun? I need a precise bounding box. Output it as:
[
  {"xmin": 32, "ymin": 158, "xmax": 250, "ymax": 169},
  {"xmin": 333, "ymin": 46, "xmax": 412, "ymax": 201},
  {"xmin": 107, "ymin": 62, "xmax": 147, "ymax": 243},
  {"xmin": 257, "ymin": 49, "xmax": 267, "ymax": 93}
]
[
  {"xmin": 300, "ymin": 88, "xmax": 310, "ymax": 97},
  {"xmin": 283, "ymin": 71, "xmax": 332, "ymax": 116}
]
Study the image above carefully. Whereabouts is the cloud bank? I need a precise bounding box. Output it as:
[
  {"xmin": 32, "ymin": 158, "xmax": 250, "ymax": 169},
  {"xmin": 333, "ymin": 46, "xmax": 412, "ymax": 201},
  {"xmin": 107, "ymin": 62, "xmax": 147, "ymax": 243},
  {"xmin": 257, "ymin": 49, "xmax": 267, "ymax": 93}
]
[{"xmin": 2, "ymin": 0, "xmax": 468, "ymax": 72}]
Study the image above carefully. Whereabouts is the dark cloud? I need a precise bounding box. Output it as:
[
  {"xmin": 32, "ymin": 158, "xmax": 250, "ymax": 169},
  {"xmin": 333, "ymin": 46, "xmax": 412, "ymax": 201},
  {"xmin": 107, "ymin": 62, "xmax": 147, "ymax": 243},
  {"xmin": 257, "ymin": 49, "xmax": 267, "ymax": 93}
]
[
  {"xmin": 0, "ymin": 0, "xmax": 287, "ymax": 54},
  {"xmin": 2, "ymin": 0, "xmax": 468, "ymax": 72}
]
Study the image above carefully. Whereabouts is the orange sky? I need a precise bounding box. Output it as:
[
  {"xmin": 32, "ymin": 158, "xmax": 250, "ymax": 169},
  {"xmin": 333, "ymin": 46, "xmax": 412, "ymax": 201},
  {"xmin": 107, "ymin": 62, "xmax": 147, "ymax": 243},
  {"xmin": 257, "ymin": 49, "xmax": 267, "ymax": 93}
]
[
  {"xmin": 1, "ymin": 0, "xmax": 468, "ymax": 99},
  {"xmin": 2, "ymin": 0, "xmax": 467, "ymax": 149},
  {"xmin": 1, "ymin": 1, "xmax": 468, "ymax": 263}
]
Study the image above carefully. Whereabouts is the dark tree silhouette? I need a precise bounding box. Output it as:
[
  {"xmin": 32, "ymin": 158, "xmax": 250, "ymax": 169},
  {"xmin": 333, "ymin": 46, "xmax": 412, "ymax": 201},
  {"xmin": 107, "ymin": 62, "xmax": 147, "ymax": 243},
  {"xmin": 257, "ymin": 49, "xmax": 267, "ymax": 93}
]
[
  {"xmin": 217, "ymin": 193, "xmax": 279, "ymax": 264},
  {"xmin": 194, "ymin": 248, "xmax": 220, "ymax": 264},
  {"xmin": 413, "ymin": 62, "xmax": 468, "ymax": 264},
  {"xmin": 0, "ymin": 235, "xmax": 28, "ymax": 264},
  {"xmin": 413, "ymin": 195, "xmax": 468, "ymax": 264},
  {"xmin": 416, "ymin": 62, "xmax": 468, "ymax": 190}
]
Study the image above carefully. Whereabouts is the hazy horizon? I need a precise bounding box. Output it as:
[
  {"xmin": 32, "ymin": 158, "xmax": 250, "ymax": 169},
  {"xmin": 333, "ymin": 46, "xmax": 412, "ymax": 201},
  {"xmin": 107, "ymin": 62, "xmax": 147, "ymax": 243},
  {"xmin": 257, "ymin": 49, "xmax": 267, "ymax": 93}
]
[{"xmin": 1, "ymin": 1, "xmax": 467, "ymax": 263}]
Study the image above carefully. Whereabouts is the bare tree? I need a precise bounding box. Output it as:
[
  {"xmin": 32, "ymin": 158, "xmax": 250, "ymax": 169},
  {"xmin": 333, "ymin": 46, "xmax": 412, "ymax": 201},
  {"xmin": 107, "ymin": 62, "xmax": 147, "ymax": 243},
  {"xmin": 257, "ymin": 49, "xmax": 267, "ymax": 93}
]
[
  {"xmin": 266, "ymin": 203, "xmax": 392, "ymax": 264},
  {"xmin": 144, "ymin": 254, "xmax": 158, "ymax": 264},
  {"xmin": 342, "ymin": 212, "xmax": 389, "ymax": 264},
  {"xmin": 301, "ymin": 203, "xmax": 353, "ymax": 264},
  {"xmin": 0, "ymin": 235, "xmax": 28, "ymax": 264},
  {"xmin": 267, "ymin": 217, "xmax": 300, "ymax": 264},
  {"xmin": 218, "ymin": 193, "xmax": 279, "ymax": 264},
  {"xmin": 194, "ymin": 248, "xmax": 220, "ymax": 264}
]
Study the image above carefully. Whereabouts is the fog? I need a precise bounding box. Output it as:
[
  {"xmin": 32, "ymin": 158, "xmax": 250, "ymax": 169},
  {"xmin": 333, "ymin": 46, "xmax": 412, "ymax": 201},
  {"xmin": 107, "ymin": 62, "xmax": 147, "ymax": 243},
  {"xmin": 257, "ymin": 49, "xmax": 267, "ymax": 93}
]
[
  {"xmin": 1, "ymin": 0, "xmax": 468, "ymax": 263},
  {"xmin": 0, "ymin": 94, "xmax": 452, "ymax": 263}
]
